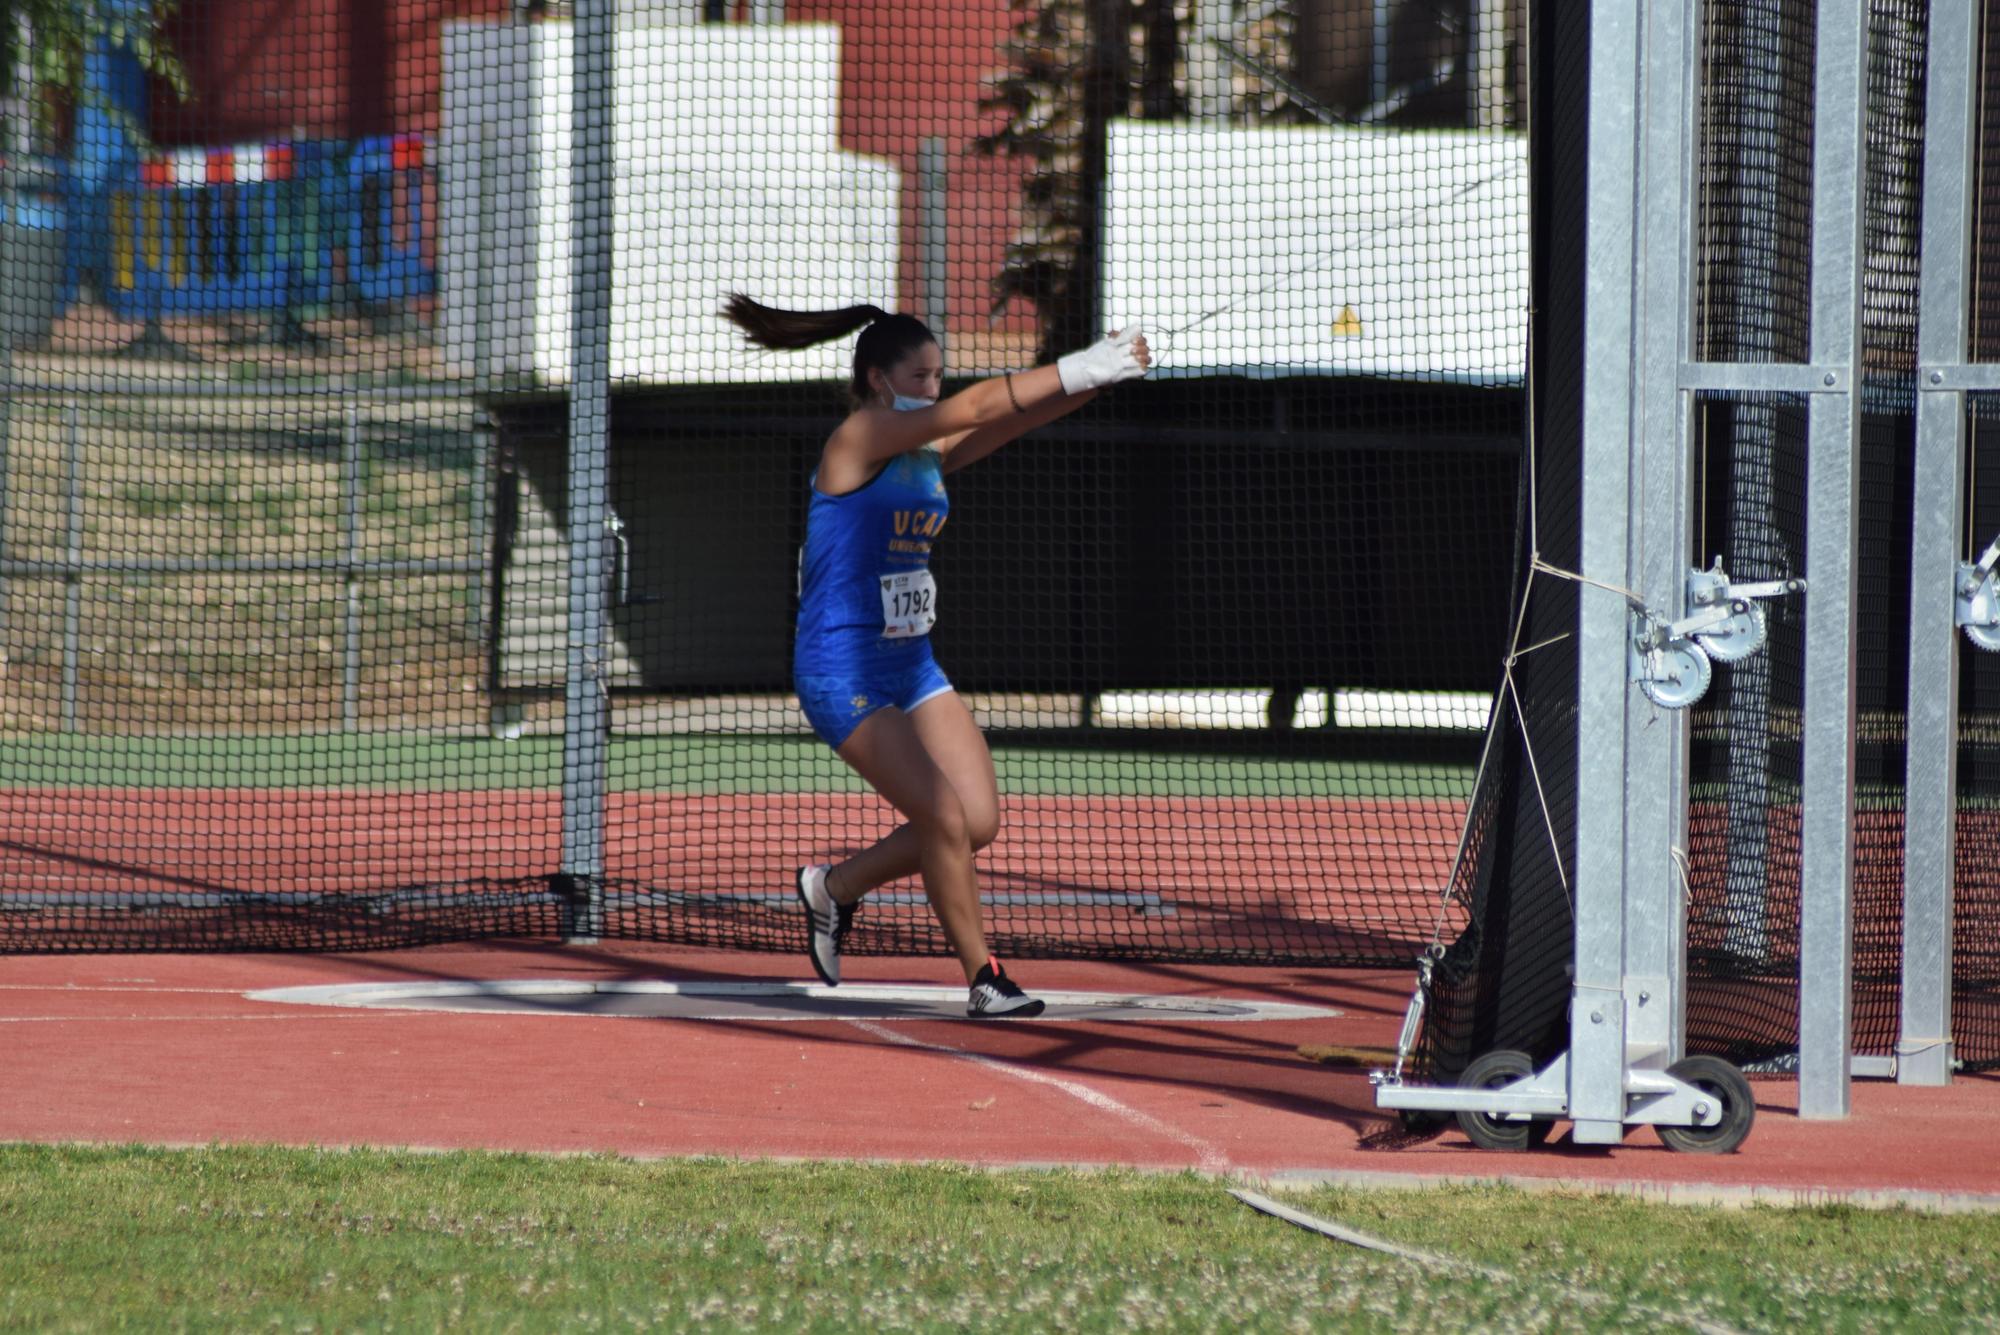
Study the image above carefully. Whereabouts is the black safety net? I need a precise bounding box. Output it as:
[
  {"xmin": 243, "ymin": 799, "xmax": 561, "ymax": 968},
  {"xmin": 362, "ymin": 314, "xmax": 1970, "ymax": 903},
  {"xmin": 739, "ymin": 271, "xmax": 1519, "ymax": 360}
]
[{"xmin": 1, "ymin": 1, "xmax": 1526, "ymax": 959}]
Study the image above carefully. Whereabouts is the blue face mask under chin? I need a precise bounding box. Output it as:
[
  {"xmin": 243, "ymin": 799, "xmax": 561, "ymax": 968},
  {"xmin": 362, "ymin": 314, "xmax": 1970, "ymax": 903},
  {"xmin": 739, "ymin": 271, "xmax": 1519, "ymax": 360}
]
[{"xmin": 891, "ymin": 394, "xmax": 937, "ymax": 412}]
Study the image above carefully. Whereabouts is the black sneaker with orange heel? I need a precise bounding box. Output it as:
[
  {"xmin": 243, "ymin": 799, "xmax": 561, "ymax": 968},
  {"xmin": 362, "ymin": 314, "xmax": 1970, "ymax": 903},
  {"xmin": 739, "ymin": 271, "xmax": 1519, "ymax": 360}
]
[{"xmin": 966, "ymin": 958, "xmax": 1045, "ymax": 1019}]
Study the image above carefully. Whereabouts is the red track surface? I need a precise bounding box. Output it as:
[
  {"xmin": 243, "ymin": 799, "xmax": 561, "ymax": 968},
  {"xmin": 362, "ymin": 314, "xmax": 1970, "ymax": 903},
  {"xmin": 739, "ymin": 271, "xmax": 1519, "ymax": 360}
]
[
  {"xmin": 0, "ymin": 787, "xmax": 1464, "ymax": 960},
  {"xmin": 4, "ymin": 942, "xmax": 1996, "ymax": 1201},
  {"xmin": 0, "ymin": 789, "xmax": 1464, "ymax": 900}
]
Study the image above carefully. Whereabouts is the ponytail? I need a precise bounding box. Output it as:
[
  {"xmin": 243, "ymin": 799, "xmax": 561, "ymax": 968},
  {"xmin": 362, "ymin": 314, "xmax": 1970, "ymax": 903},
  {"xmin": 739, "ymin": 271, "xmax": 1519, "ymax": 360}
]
[
  {"xmin": 722, "ymin": 292, "xmax": 937, "ymax": 408},
  {"xmin": 722, "ymin": 293, "xmax": 889, "ymax": 351}
]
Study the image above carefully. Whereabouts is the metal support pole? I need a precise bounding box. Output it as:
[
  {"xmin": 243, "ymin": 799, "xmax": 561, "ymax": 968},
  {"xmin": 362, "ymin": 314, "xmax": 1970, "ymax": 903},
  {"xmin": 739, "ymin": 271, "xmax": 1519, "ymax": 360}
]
[
  {"xmin": 1624, "ymin": 0, "xmax": 1698, "ymax": 1074},
  {"xmin": 1901, "ymin": 0, "xmax": 1979, "ymax": 1087},
  {"xmin": 341, "ymin": 405, "xmax": 363, "ymax": 732},
  {"xmin": 6, "ymin": 15, "xmax": 29, "ymax": 159},
  {"xmin": 1373, "ymin": 0, "xmax": 1393, "ymax": 109},
  {"xmin": 0, "ymin": 409, "xmax": 7, "ymax": 667},
  {"xmin": 1471, "ymin": 0, "xmax": 1509, "ymax": 130},
  {"xmin": 1797, "ymin": 0, "xmax": 1871, "ymax": 1120},
  {"xmin": 474, "ymin": 121, "xmax": 497, "ymax": 393},
  {"xmin": 561, "ymin": 0, "xmax": 615, "ymax": 943},
  {"xmin": 61, "ymin": 405, "xmax": 82, "ymax": 733},
  {"xmin": 1569, "ymin": 0, "xmax": 1644, "ymax": 1146},
  {"xmin": 0, "ymin": 162, "xmax": 12, "ymax": 664},
  {"xmin": 918, "ymin": 137, "xmax": 948, "ymax": 356},
  {"xmin": 471, "ymin": 409, "xmax": 493, "ymax": 654},
  {"xmin": 1189, "ymin": 1, "xmax": 1233, "ymax": 121}
]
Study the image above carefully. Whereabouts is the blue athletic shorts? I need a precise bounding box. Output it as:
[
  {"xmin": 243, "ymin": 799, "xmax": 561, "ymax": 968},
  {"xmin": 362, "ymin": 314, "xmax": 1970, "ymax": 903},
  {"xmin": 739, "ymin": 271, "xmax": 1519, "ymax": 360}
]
[{"xmin": 794, "ymin": 636, "xmax": 955, "ymax": 750}]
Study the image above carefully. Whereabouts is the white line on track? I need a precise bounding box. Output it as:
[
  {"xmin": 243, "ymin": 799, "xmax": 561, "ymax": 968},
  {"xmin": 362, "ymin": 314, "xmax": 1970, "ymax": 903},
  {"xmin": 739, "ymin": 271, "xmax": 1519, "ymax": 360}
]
[
  {"xmin": 0, "ymin": 1013, "xmax": 415, "ymax": 1023},
  {"xmin": 0, "ymin": 984, "xmax": 259, "ymax": 995},
  {"xmin": 845, "ymin": 1017, "xmax": 1232, "ymax": 1173}
]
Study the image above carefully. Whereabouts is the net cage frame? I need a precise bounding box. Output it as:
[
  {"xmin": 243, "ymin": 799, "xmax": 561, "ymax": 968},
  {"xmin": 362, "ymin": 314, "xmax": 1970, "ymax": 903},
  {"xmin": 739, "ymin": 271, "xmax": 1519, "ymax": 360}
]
[{"xmin": 1380, "ymin": 0, "xmax": 1998, "ymax": 1144}]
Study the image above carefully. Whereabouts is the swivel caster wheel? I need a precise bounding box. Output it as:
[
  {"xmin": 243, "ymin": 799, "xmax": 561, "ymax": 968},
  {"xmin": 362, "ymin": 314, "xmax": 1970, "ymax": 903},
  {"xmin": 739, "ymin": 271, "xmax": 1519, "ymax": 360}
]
[
  {"xmin": 1656, "ymin": 1054, "xmax": 1755, "ymax": 1154},
  {"xmin": 1455, "ymin": 1049, "xmax": 1553, "ymax": 1151}
]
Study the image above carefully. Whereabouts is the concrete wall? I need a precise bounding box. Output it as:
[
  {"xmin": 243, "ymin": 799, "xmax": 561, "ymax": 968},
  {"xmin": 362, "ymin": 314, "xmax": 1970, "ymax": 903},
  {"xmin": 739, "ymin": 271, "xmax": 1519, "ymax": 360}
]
[{"xmin": 438, "ymin": 19, "xmax": 900, "ymax": 385}]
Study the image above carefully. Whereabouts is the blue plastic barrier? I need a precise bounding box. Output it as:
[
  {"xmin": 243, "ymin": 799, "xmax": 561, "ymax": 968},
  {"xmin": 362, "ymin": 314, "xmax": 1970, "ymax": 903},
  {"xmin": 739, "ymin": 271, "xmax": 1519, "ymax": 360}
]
[
  {"xmin": 349, "ymin": 135, "xmax": 435, "ymax": 304},
  {"xmin": 96, "ymin": 137, "xmax": 433, "ymax": 322},
  {"xmin": 102, "ymin": 142, "xmax": 330, "ymax": 320}
]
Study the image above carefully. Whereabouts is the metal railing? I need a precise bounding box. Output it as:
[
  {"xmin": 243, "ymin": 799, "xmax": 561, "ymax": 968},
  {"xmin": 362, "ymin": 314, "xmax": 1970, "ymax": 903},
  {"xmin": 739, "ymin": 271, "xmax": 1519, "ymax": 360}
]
[{"xmin": 0, "ymin": 389, "xmax": 488, "ymax": 733}]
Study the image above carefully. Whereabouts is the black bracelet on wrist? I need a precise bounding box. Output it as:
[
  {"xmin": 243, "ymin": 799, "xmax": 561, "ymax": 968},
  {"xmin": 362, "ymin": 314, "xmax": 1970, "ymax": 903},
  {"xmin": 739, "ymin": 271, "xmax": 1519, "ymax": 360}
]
[{"xmin": 1004, "ymin": 372, "xmax": 1026, "ymax": 413}]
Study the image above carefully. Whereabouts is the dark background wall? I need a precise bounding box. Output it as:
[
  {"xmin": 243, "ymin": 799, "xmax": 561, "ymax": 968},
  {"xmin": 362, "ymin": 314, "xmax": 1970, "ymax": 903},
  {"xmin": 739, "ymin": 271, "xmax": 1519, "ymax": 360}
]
[{"xmin": 493, "ymin": 376, "xmax": 1522, "ymax": 702}]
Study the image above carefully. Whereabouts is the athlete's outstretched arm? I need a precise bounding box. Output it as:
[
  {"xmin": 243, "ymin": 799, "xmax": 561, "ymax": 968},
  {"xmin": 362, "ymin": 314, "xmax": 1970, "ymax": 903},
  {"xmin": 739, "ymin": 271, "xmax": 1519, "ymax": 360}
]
[
  {"xmin": 938, "ymin": 384, "xmax": 1098, "ymax": 476},
  {"xmin": 825, "ymin": 362, "xmax": 1069, "ymax": 470},
  {"xmin": 940, "ymin": 328, "xmax": 1150, "ymax": 473},
  {"xmin": 825, "ymin": 327, "xmax": 1150, "ymax": 470}
]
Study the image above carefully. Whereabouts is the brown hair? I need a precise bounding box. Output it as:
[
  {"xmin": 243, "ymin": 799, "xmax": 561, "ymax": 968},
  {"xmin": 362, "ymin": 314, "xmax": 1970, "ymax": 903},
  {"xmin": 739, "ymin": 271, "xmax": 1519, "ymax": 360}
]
[{"xmin": 722, "ymin": 293, "xmax": 936, "ymax": 406}]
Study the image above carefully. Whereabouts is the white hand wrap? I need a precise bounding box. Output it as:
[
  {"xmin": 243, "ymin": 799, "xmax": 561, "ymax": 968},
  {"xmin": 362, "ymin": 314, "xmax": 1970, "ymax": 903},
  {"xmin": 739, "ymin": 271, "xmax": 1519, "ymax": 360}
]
[{"xmin": 1056, "ymin": 325, "xmax": 1148, "ymax": 395}]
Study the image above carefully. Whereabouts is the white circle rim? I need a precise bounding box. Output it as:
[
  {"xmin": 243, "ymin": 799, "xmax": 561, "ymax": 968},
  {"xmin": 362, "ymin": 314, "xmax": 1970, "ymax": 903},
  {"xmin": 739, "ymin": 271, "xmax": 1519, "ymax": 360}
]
[{"xmin": 245, "ymin": 980, "xmax": 1344, "ymax": 1023}]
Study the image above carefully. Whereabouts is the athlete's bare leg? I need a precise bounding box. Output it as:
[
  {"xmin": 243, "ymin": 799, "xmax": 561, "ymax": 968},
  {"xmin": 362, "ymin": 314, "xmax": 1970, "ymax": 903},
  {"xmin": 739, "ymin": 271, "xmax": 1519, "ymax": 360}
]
[
  {"xmin": 831, "ymin": 695, "xmax": 996, "ymax": 982},
  {"xmin": 827, "ymin": 693, "xmax": 997, "ymax": 898}
]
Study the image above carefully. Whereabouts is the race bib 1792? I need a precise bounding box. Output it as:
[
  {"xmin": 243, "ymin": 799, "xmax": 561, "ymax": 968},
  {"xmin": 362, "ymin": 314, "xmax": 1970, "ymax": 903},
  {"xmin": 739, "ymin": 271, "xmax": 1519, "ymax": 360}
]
[{"xmin": 879, "ymin": 569, "xmax": 938, "ymax": 639}]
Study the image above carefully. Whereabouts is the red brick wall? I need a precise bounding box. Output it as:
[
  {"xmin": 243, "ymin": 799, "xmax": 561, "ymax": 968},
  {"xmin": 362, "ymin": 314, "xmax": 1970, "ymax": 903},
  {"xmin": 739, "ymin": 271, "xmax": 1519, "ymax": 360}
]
[{"xmin": 152, "ymin": 0, "xmax": 508, "ymax": 144}]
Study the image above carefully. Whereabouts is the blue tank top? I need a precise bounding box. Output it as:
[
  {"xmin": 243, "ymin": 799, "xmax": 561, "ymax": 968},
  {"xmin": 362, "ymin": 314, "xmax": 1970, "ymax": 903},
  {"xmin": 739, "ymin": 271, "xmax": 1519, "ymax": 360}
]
[{"xmin": 796, "ymin": 446, "xmax": 951, "ymax": 656}]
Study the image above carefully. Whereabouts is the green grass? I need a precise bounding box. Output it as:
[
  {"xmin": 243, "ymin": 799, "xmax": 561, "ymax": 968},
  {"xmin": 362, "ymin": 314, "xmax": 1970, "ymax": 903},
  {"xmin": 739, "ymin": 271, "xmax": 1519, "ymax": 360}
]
[
  {"xmin": 0, "ymin": 733, "xmax": 1473, "ymax": 801},
  {"xmin": 1, "ymin": 1147, "xmax": 1995, "ymax": 1332}
]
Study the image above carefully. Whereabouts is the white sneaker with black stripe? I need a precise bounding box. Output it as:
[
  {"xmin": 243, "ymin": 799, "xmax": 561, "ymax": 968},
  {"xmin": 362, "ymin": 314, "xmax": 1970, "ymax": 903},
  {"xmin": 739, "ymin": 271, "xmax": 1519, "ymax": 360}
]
[
  {"xmin": 966, "ymin": 959, "xmax": 1045, "ymax": 1019},
  {"xmin": 796, "ymin": 865, "xmax": 855, "ymax": 986}
]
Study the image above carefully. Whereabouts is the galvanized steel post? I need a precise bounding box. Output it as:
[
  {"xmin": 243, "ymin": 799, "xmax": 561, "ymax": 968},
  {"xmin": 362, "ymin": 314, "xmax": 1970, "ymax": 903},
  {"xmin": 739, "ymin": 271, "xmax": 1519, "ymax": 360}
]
[
  {"xmin": 1797, "ymin": 0, "xmax": 1872, "ymax": 1119},
  {"xmin": 561, "ymin": 0, "xmax": 616, "ymax": 943},
  {"xmin": 1901, "ymin": 0, "xmax": 1979, "ymax": 1087}
]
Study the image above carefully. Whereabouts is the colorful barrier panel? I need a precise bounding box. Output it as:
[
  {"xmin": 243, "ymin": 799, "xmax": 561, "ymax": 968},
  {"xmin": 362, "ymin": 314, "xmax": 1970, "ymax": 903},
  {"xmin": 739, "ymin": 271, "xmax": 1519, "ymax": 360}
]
[
  {"xmin": 98, "ymin": 137, "xmax": 433, "ymax": 323},
  {"xmin": 349, "ymin": 135, "xmax": 435, "ymax": 305}
]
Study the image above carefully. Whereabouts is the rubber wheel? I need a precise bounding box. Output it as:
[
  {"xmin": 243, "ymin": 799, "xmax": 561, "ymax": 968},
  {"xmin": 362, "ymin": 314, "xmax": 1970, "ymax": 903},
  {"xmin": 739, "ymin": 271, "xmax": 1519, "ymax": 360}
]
[
  {"xmin": 1656, "ymin": 1054, "xmax": 1755, "ymax": 1155},
  {"xmin": 1455, "ymin": 1049, "xmax": 1552, "ymax": 1151}
]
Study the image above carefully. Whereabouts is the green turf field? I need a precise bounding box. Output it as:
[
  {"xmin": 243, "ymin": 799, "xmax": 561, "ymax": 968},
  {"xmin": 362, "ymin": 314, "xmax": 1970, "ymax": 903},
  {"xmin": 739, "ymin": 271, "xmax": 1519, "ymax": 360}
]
[
  {"xmin": 1, "ymin": 1147, "xmax": 1993, "ymax": 1332},
  {"xmin": 0, "ymin": 733, "xmax": 1473, "ymax": 800}
]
